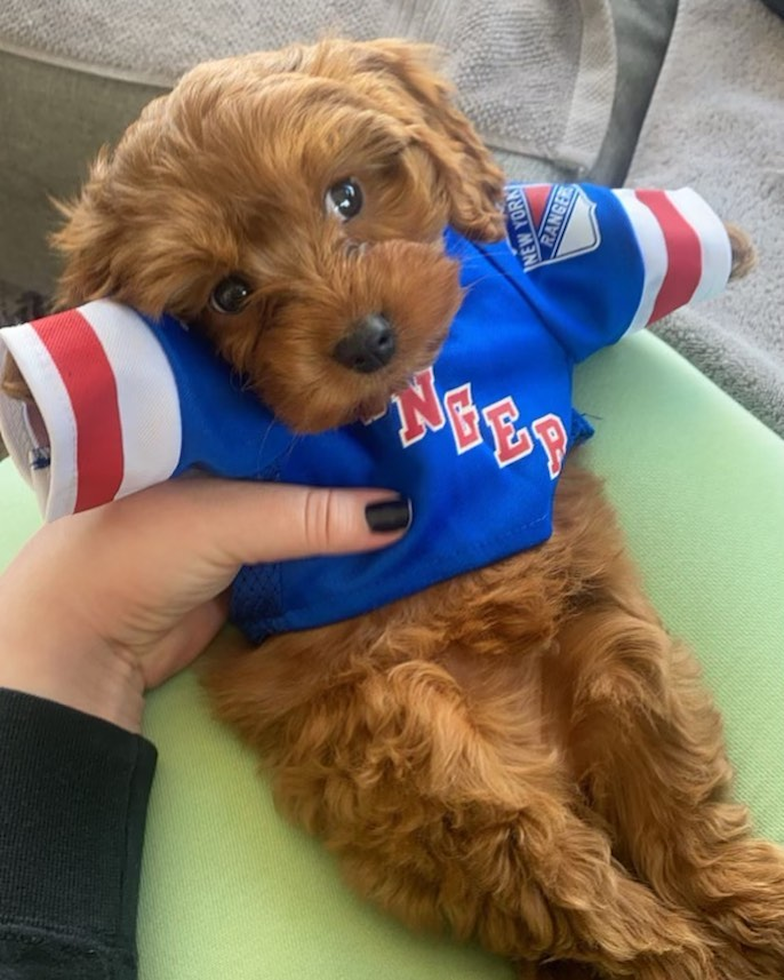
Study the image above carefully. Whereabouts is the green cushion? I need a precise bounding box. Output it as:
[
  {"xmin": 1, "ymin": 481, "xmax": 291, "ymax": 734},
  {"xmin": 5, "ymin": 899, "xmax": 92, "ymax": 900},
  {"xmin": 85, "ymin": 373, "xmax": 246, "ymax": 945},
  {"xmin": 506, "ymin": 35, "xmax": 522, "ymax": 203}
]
[{"xmin": 1, "ymin": 331, "xmax": 782, "ymax": 979}]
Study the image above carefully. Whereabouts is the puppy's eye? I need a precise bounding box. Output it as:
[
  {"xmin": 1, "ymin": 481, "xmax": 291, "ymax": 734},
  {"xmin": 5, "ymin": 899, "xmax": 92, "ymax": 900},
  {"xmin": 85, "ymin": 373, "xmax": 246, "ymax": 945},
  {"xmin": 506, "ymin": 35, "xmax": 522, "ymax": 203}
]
[
  {"xmin": 210, "ymin": 276, "xmax": 252, "ymax": 315},
  {"xmin": 326, "ymin": 179, "xmax": 363, "ymax": 221}
]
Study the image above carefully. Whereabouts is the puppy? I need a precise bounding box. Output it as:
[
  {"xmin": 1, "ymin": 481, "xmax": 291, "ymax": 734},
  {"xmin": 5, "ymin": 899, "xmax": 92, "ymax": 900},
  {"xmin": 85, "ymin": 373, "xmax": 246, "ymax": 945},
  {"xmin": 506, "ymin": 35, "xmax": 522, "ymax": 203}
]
[{"xmin": 7, "ymin": 38, "xmax": 784, "ymax": 980}]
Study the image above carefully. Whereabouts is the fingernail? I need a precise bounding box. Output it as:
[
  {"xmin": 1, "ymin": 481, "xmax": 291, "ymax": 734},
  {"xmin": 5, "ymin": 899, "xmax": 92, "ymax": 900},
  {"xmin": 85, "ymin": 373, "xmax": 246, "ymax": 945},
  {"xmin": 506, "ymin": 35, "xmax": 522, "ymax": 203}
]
[{"xmin": 365, "ymin": 497, "xmax": 412, "ymax": 533}]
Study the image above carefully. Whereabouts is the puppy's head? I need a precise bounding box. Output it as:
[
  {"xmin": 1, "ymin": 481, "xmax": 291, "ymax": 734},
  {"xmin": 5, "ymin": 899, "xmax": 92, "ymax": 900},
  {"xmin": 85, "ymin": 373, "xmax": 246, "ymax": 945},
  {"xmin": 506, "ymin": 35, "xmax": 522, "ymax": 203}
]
[{"xmin": 52, "ymin": 39, "xmax": 506, "ymax": 431}]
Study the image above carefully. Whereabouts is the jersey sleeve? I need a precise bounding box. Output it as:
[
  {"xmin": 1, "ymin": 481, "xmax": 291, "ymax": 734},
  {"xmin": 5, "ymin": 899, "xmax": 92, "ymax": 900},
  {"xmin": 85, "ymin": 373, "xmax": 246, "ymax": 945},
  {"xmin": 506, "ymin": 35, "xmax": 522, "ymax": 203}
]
[
  {"xmin": 0, "ymin": 300, "xmax": 289, "ymax": 521},
  {"xmin": 0, "ymin": 302, "xmax": 183, "ymax": 520},
  {"xmin": 504, "ymin": 182, "xmax": 733, "ymax": 362}
]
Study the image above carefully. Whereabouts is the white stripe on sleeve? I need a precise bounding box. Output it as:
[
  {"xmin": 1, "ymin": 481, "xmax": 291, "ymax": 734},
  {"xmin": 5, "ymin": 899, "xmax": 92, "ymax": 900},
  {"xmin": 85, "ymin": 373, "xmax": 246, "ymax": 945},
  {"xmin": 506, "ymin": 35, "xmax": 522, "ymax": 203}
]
[
  {"xmin": 80, "ymin": 301, "xmax": 183, "ymax": 500},
  {"xmin": 611, "ymin": 189, "xmax": 669, "ymax": 336},
  {"xmin": 0, "ymin": 322, "xmax": 79, "ymax": 519}
]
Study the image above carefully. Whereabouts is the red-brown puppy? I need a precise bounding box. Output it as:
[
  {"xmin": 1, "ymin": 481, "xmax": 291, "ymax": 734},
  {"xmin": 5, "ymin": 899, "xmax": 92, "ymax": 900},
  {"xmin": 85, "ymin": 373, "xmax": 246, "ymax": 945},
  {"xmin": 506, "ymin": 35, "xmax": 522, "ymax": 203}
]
[{"xmin": 14, "ymin": 38, "xmax": 782, "ymax": 980}]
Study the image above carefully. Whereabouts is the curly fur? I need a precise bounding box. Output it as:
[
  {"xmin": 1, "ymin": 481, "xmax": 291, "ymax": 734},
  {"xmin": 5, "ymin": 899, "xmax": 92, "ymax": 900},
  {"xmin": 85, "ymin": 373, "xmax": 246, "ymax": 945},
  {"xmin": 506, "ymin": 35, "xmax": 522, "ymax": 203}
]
[{"xmin": 20, "ymin": 37, "xmax": 784, "ymax": 978}]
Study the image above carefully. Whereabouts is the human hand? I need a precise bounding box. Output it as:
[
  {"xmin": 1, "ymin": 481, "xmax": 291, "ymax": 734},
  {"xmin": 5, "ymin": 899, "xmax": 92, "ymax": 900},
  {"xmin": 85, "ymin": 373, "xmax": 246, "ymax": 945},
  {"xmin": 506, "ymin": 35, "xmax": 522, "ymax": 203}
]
[{"xmin": 0, "ymin": 478, "xmax": 410, "ymax": 733}]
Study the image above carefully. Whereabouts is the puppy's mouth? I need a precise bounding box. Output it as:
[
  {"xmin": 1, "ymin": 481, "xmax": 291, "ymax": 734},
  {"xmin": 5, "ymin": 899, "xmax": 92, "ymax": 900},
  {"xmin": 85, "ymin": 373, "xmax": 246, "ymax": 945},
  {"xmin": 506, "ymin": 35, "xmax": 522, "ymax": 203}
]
[
  {"xmin": 235, "ymin": 240, "xmax": 462, "ymax": 434},
  {"xmin": 329, "ymin": 242, "xmax": 460, "ymax": 428},
  {"xmin": 351, "ymin": 328, "xmax": 449, "ymax": 425}
]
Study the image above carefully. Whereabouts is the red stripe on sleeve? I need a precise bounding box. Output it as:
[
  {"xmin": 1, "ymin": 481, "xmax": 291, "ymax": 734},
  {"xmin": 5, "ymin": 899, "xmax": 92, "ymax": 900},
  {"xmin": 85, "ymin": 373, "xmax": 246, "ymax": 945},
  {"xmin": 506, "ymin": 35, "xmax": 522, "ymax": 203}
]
[
  {"xmin": 31, "ymin": 309, "xmax": 124, "ymax": 511},
  {"xmin": 635, "ymin": 189, "xmax": 703, "ymax": 324}
]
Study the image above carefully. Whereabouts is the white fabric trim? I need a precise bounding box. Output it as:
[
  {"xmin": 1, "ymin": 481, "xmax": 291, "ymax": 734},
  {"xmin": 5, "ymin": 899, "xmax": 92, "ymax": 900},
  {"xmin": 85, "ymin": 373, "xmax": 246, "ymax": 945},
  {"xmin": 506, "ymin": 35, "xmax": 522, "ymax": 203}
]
[
  {"xmin": 0, "ymin": 322, "xmax": 78, "ymax": 519},
  {"xmin": 612, "ymin": 188, "xmax": 669, "ymax": 335}
]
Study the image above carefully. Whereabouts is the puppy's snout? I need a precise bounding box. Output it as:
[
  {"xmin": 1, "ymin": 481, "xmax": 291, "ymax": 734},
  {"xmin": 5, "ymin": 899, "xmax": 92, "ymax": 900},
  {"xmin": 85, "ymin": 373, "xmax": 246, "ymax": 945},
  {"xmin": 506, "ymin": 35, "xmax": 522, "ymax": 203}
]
[{"xmin": 332, "ymin": 314, "xmax": 396, "ymax": 374}]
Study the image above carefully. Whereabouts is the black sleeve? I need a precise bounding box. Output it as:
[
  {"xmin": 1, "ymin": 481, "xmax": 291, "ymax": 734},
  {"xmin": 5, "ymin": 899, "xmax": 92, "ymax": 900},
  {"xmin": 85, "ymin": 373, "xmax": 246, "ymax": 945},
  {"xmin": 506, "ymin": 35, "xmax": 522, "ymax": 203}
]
[{"xmin": 0, "ymin": 688, "xmax": 158, "ymax": 979}]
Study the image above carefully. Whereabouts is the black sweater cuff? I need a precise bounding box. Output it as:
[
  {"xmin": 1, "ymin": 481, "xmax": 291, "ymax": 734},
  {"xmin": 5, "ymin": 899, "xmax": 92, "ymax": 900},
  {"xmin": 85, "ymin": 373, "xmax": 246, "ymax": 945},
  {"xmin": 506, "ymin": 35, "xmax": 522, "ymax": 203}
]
[{"xmin": 0, "ymin": 688, "xmax": 157, "ymax": 977}]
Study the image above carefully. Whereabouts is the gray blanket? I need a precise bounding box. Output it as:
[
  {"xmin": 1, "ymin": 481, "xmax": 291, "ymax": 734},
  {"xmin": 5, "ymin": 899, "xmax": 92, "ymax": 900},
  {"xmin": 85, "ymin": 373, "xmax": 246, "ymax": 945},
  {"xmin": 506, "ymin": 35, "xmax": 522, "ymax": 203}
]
[
  {"xmin": 0, "ymin": 0, "xmax": 616, "ymax": 177},
  {"xmin": 627, "ymin": 0, "xmax": 784, "ymax": 436}
]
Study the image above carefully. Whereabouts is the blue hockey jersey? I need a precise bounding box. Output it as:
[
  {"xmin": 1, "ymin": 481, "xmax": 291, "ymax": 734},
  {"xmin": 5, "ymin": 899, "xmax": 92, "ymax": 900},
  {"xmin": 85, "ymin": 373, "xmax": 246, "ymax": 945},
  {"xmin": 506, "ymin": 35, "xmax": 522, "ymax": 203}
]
[{"xmin": 0, "ymin": 184, "xmax": 732, "ymax": 641}]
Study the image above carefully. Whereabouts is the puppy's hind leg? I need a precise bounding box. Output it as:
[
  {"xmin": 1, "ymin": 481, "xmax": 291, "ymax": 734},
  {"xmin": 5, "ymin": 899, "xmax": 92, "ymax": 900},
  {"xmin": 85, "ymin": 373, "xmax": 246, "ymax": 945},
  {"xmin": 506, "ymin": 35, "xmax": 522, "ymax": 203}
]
[
  {"xmin": 298, "ymin": 662, "xmax": 715, "ymax": 980},
  {"xmin": 206, "ymin": 565, "xmax": 714, "ymax": 979},
  {"xmin": 557, "ymin": 552, "xmax": 784, "ymax": 977}
]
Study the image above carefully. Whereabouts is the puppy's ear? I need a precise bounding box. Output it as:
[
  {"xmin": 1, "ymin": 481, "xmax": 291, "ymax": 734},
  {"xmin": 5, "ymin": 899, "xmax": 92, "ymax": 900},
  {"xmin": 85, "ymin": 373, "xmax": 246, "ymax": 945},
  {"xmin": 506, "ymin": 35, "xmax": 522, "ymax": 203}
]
[
  {"xmin": 50, "ymin": 147, "xmax": 125, "ymax": 308},
  {"xmin": 354, "ymin": 39, "xmax": 506, "ymax": 242}
]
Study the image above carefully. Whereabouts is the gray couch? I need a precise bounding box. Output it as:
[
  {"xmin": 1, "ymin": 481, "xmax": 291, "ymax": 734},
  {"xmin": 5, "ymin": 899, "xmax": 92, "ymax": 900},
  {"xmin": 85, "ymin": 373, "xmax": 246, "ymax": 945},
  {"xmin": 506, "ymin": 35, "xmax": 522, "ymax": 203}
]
[{"xmin": 1, "ymin": 0, "xmax": 782, "ymax": 437}]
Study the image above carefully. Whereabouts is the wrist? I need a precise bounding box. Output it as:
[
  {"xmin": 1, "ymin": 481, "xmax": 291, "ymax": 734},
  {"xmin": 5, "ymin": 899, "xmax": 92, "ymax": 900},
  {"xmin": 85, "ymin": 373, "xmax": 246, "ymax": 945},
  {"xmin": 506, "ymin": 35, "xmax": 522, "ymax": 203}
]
[{"xmin": 0, "ymin": 615, "xmax": 145, "ymax": 733}]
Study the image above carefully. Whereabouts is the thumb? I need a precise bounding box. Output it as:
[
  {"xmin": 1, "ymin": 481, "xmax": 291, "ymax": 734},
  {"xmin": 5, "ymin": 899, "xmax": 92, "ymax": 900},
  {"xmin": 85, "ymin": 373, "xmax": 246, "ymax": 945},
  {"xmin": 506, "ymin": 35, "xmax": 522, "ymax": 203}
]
[
  {"xmin": 151, "ymin": 478, "xmax": 412, "ymax": 567},
  {"xmin": 141, "ymin": 595, "xmax": 230, "ymax": 687}
]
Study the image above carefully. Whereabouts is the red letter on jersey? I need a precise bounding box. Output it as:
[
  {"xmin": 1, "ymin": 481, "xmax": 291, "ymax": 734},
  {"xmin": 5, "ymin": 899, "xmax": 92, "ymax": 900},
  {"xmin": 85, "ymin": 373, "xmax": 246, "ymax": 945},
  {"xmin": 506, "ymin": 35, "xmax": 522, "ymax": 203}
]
[
  {"xmin": 482, "ymin": 397, "xmax": 534, "ymax": 468},
  {"xmin": 532, "ymin": 413, "xmax": 568, "ymax": 478},
  {"xmin": 392, "ymin": 368, "xmax": 446, "ymax": 447},
  {"xmin": 444, "ymin": 383, "xmax": 482, "ymax": 454}
]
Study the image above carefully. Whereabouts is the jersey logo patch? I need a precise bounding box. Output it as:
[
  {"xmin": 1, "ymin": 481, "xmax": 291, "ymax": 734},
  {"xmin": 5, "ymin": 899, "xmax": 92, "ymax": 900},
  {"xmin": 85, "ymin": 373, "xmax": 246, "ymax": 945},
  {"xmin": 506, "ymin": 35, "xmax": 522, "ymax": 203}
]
[{"xmin": 505, "ymin": 184, "xmax": 600, "ymax": 271}]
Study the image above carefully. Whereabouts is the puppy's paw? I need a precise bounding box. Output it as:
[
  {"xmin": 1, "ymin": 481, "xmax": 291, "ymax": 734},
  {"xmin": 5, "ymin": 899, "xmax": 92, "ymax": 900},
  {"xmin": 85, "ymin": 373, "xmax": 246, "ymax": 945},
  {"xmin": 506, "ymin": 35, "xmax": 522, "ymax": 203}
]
[
  {"xmin": 0, "ymin": 355, "xmax": 33, "ymax": 401},
  {"xmin": 725, "ymin": 222, "xmax": 757, "ymax": 280}
]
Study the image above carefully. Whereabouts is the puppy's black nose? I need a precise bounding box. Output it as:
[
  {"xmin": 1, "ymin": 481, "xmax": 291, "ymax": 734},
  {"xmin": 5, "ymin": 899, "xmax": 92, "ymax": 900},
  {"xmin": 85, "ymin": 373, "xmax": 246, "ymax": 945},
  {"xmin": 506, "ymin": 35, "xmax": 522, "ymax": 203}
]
[{"xmin": 332, "ymin": 314, "xmax": 396, "ymax": 374}]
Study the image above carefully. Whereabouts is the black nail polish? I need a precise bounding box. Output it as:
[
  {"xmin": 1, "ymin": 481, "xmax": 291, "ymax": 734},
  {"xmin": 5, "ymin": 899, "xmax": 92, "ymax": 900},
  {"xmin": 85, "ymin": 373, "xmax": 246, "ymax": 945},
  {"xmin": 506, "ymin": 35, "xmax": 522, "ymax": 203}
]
[{"xmin": 365, "ymin": 497, "xmax": 412, "ymax": 533}]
